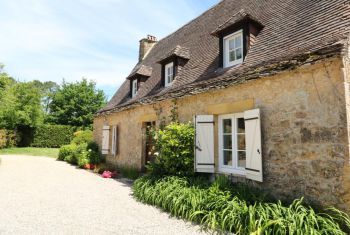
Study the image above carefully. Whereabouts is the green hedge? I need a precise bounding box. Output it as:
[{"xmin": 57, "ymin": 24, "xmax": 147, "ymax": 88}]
[{"xmin": 31, "ymin": 125, "xmax": 74, "ymax": 148}]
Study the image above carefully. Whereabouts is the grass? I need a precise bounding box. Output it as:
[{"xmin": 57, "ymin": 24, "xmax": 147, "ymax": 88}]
[
  {"xmin": 133, "ymin": 175, "xmax": 350, "ymax": 234},
  {"xmin": 0, "ymin": 147, "xmax": 59, "ymax": 158}
]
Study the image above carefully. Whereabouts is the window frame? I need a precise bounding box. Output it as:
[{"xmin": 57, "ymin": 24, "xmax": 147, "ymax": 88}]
[
  {"xmin": 218, "ymin": 113, "xmax": 246, "ymax": 175},
  {"xmin": 223, "ymin": 29, "xmax": 244, "ymax": 68},
  {"xmin": 131, "ymin": 79, "xmax": 138, "ymax": 98},
  {"xmin": 164, "ymin": 62, "xmax": 174, "ymax": 87}
]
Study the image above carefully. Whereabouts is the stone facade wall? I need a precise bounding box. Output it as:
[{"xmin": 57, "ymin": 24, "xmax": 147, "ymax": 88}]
[{"xmin": 94, "ymin": 57, "xmax": 350, "ymax": 211}]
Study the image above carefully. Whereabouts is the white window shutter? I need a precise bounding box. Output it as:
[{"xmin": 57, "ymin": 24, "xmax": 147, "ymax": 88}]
[
  {"xmin": 111, "ymin": 126, "xmax": 118, "ymax": 156},
  {"xmin": 244, "ymin": 109, "xmax": 263, "ymax": 182},
  {"xmin": 194, "ymin": 115, "xmax": 215, "ymax": 173},
  {"xmin": 102, "ymin": 126, "xmax": 110, "ymax": 155}
]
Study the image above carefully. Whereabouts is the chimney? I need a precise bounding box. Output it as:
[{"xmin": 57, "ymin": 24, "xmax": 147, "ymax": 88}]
[{"xmin": 139, "ymin": 35, "xmax": 157, "ymax": 62}]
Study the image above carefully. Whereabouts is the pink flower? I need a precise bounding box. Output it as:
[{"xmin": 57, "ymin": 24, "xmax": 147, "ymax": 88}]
[{"xmin": 102, "ymin": 171, "xmax": 112, "ymax": 178}]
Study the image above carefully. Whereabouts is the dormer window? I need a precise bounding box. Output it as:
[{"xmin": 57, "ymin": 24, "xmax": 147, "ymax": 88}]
[
  {"xmin": 131, "ymin": 79, "xmax": 138, "ymax": 97},
  {"xmin": 164, "ymin": 62, "xmax": 174, "ymax": 87},
  {"xmin": 223, "ymin": 30, "xmax": 243, "ymax": 68}
]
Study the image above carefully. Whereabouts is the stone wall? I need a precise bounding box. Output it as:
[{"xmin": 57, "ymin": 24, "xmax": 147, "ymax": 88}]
[{"xmin": 94, "ymin": 57, "xmax": 350, "ymax": 211}]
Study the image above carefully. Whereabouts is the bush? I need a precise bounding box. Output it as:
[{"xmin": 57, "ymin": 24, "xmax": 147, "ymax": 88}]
[
  {"xmin": 119, "ymin": 165, "xmax": 139, "ymax": 180},
  {"xmin": 58, "ymin": 144, "xmax": 77, "ymax": 161},
  {"xmin": 71, "ymin": 130, "xmax": 93, "ymax": 145},
  {"xmin": 31, "ymin": 125, "xmax": 73, "ymax": 148},
  {"xmin": 0, "ymin": 129, "xmax": 18, "ymax": 149},
  {"xmin": 147, "ymin": 122, "xmax": 194, "ymax": 176},
  {"xmin": 133, "ymin": 176, "xmax": 350, "ymax": 234}
]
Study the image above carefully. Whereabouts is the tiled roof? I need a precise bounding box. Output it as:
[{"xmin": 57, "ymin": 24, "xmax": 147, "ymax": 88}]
[
  {"xmin": 158, "ymin": 45, "xmax": 191, "ymax": 63},
  {"xmin": 127, "ymin": 65, "xmax": 153, "ymax": 79},
  {"xmin": 98, "ymin": 0, "xmax": 350, "ymax": 114}
]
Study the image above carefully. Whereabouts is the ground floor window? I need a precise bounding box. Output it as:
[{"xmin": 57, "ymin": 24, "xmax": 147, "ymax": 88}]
[{"xmin": 218, "ymin": 113, "xmax": 246, "ymax": 175}]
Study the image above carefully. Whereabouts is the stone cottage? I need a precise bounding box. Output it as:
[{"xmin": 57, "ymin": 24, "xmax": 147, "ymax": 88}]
[{"xmin": 94, "ymin": 0, "xmax": 350, "ymax": 210}]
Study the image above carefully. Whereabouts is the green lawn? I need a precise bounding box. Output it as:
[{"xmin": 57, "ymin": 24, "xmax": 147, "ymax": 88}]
[{"xmin": 0, "ymin": 147, "xmax": 59, "ymax": 158}]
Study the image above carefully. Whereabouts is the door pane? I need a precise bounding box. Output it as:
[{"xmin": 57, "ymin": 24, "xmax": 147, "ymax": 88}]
[
  {"xmin": 237, "ymin": 134, "xmax": 245, "ymax": 150},
  {"xmin": 223, "ymin": 150, "xmax": 232, "ymax": 166},
  {"xmin": 238, "ymin": 151, "xmax": 246, "ymax": 168},
  {"xmin": 223, "ymin": 135, "xmax": 232, "ymax": 149},
  {"xmin": 237, "ymin": 118, "xmax": 245, "ymax": 133},
  {"xmin": 223, "ymin": 119, "xmax": 232, "ymax": 133}
]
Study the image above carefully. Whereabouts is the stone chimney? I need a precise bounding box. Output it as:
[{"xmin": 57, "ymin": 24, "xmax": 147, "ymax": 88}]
[{"xmin": 139, "ymin": 35, "xmax": 157, "ymax": 62}]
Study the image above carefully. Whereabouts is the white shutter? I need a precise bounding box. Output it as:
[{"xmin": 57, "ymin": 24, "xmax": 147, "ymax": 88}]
[
  {"xmin": 111, "ymin": 126, "xmax": 118, "ymax": 156},
  {"xmin": 194, "ymin": 115, "xmax": 215, "ymax": 173},
  {"xmin": 102, "ymin": 126, "xmax": 110, "ymax": 155},
  {"xmin": 244, "ymin": 109, "xmax": 263, "ymax": 182}
]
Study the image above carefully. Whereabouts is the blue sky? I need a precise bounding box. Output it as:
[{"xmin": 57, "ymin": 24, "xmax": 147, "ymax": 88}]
[{"xmin": 0, "ymin": 0, "xmax": 218, "ymax": 99}]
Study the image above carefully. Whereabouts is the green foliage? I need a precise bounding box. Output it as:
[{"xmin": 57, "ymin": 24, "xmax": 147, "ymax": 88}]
[
  {"xmin": 31, "ymin": 80, "xmax": 59, "ymax": 114},
  {"xmin": 133, "ymin": 176, "xmax": 350, "ymax": 234},
  {"xmin": 147, "ymin": 122, "xmax": 195, "ymax": 176},
  {"xmin": 48, "ymin": 79, "xmax": 106, "ymax": 127},
  {"xmin": 71, "ymin": 130, "xmax": 93, "ymax": 145},
  {"xmin": 0, "ymin": 130, "xmax": 17, "ymax": 149},
  {"xmin": 119, "ymin": 165, "xmax": 140, "ymax": 180},
  {"xmin": 58, "ymin": 130, "xmax": 101, "ymax": 167},
  {"xmin": 31, "ymin": 125, "xmax": 73, "ymax": 148},
  {"xmin": 58, "ymin": 144, "xmax": 77, "ymax": 161},
  {"xmin": 0, "ymin": 81, "xmax": 44, "ymax": 130}
]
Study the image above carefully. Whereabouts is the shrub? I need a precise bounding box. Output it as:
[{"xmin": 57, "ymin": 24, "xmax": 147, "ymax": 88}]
[
  {"xmin": 147, "ymin": 122, "xmax": 194, "ymax": 176},
  {"xmin": 119, "ymin": 165, "xmax": 139, "ymax": 180},
  {"xmin": 71, "ymin": 130, "xmax": 93, "ymax": 145},
  {"xmin": 31, "ymin": 125, "xmax": 73, "ymax": 148},
  {"xmin": 58, "ymin": 144, "xmax": 77, "ymax": 161},
  {"xmin": 0, "ymin": 129, "xmax": 18, "ymax": 149},
  {"xmin": 133, "ymin": 176, "xmax": 350, "ymax": 234}
]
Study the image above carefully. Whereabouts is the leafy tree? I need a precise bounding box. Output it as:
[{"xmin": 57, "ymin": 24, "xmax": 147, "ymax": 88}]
[
  {"xmin": 48, "ymin": 79, "xmax": 106, "ymax": 127},
  {"xmin": 32, "ymin": 80, "xmax": 59, "ymax": 113},
  {"xmin": 0, "ymin": 81, "xmax": 44, "ymax": 129}
]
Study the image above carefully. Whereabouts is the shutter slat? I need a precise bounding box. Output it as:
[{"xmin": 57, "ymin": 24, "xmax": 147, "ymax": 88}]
[
  {"xmin": 244, "ymin": 109, "xmax": 263, "ymax": 182},
  {"xmin": 195, "ymin": 115, "xmax": 215, "ymax": 173}
]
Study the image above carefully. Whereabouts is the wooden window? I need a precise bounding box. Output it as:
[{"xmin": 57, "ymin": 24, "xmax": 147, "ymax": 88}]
[
  {"xmin": 223, "ymin": 30, "xmax": 243, "ymax": 68},
  {"xmin": 102, "ymin": 126, "xmax": 110, "ymax": 155},
  {"xmin": 164, "ymin": 62, "xmax": 174, "ymax": 87},
  {"xmin": 194, "ymin": 115, "xmax": 215, "ymax": 173},
  {"xmin": 131, "ymin": 79, "xmax": 138, "ymax": 97}
]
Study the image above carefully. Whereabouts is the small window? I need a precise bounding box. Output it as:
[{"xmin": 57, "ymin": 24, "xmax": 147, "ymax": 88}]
[
  {"xmin": 164, "ymin": 62, "xmax": 174, "ymax": 87},
  {"xmin": 131, "ymin": 79, "xmax": 138, "ymax": 97},
  {"xmin": 223, "ymin": 30, "xmax": 243, "ymax": 68},
  {"xmin": 219, "ymin": 113, "xmax": 246, "ymax": 175}
]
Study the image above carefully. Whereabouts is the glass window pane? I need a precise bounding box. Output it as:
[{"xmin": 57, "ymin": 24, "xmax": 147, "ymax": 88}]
[
  {"xmin": 235, "ymin": 36, "xmax": 242, "ymax": 48},
  {"xmin": 229, "ymin": 50, "xmax": 235, "ymax": 62},
  {"xmin": 223, "ymin": 119, "xmax": 232, "ymax": 133},
  {"xmin": 237, "ymin": 134, "xmax": 246, "ymax": 150},
  {"xmin": 236, "ymin": 48, "xmax": 242, "ymax": 60},
  {"xmin": 229, "ymin": 39, "xmax": 235, "ymax": 50},
  {"xmin": 223, "ymin": 135, "xmax": 232, "ymax": 149},
  {"xmin": 237, "ymin": 118, "xmax": 245, "ymax": 133},
  {"xmin": 223, "ymin": 150, "xmax": 232, "ymax": 166},
  {"xmin": 238, "ymin": 151, "xmax": 246, "ymax": 168}
]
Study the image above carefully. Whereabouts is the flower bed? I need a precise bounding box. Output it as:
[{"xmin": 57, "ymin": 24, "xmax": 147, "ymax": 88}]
[{"xmin": 133, "ymin": 175, "xmax": 350, "ymax": 234}]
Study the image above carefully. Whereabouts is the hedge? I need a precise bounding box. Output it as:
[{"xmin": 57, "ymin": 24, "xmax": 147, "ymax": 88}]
[{"xmin": 31, "ymin": 125, "xmax": 74, "ymax": 148}]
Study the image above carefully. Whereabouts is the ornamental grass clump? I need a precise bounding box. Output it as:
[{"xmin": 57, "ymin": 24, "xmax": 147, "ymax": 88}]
[{"xmin": 132, "ymin": 176, "xmax": 350, "ymax": 234}]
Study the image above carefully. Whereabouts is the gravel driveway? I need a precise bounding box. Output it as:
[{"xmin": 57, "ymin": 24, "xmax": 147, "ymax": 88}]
[{"xmin": 0, "ymin": 155, "xmax": 205, "ymax": 235}]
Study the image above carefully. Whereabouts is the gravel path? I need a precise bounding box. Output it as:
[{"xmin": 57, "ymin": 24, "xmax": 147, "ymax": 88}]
[{"xmin": 0, "ymin": 155, "xmax": 205, "ymax": 235}]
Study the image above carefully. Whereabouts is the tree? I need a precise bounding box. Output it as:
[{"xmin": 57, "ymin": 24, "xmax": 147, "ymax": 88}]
[
  {"xmin": 0, "ymin": 81, "xmax": 44, "ymax": 129},
  {"xmin": 48, "ymin": 79, "xmax": 106, "ymax": 127},
  {"xmin": 32, "ymin": 80, "xmax": 59, "ymax": 113}
]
